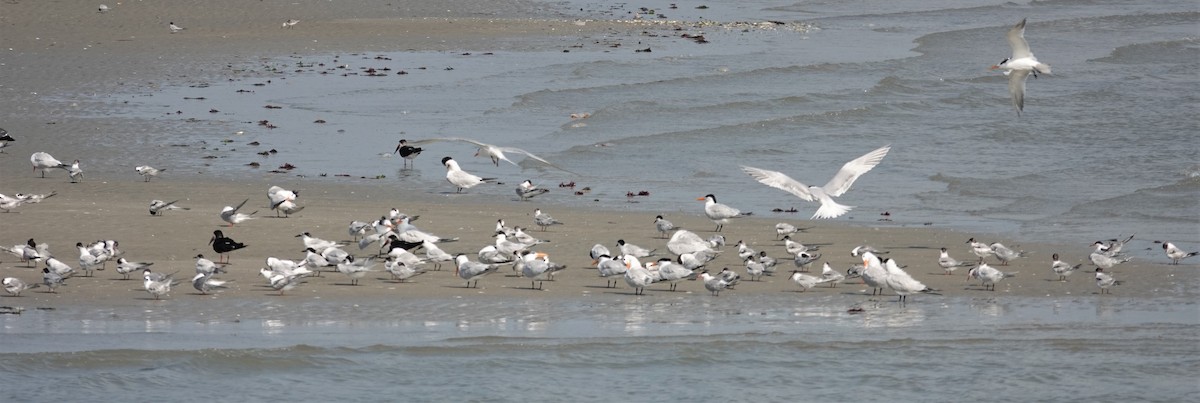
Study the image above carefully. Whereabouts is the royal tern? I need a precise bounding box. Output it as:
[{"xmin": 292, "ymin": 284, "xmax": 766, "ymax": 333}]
[
  {"xmin": 596, "ymin": 254, "xmax": 628, "ymax": 288},
  {"xmin": 337, "ymin": 256, "xmax": 375, "ymax": 286},
  {"xmin": 519, "ymin": 251, "xmax": 567, "ymax": 290},
  {"xmin": 209, "ymin": 230, "xmax": 247, "ymax": 264},
  {"xmin": 989, "ymin": 242, "xmax": 1025, "ymax": 266},
  {"xmin": 653, "ymin": 215, "xmax": 677, "ymax": 239},
  {"xmin": 938, "ymin": 247, "xmax": 972, "ymax": 275},
  {"xmin": 30, "ymin": 152, "xmax": 68, "ymax": 178},
  {"xmin": 698, "ymin": 270, "xmax": 731, "ymax": 296},
  {"xmin": 478, "ymin": 245, "xmax": 514, "ymax": 264},
  {"xmin": 616, "ymin": 239, "xmax": 655, "ymax": 258},
  {"xmin": 394, "ymin": 139, "xmax": 422, "ymax": 168},
  {"xmin": 1094, "ymin": 268, "xmax": 1120, "ymax": 294},
  {"xmin": 454, "ymin": 254, "xmax": 502, "ymax": 288},
  {"xmin": 666, "ymin": 229, "xmax": 716, "ymax": 255},
  {"xmin": 515, "ymin": 179, "xmax": 549, "ymax": 201},
  {"xmin": 134, "ymin": 165, "xmax": 162, "ymax": 182},
  {"xmin": 678, "ymin": 250, "xmax": 717, "ymax": 272},
  {"xmin": 589, "ymin": 243, "xmax": 611, "ymax": 265},
  {"xmin": 42, "ymin": 268, "xmax": 66, "ymax": 293},
  {"xmin": 741, "ymin": 145, "xmax": 890, "ymax": 219},
  {"xmin": 115, "ymin": 258, "xmax": 152, "ymax": 280},
  {"xmin": 220, "ymin": 198, "xmax": 257, "ymax": 226},
  {"xmin": 533, "ymin": 208, "xmax": 563, "ymax": 231},
  {"xmin": 3, "ymin": 277, "xmax": 40, "ymax": 296},
  {"xmin": 421, "ymin": 240, "xmax": 454, "ymax": 271},
  {"xmin": 441, "ymin": 156, "xmax": 496, "ymax": 193},
  {"xmin": 149, "ymin": 199, "xmax": 189, "ymax": 216},
  {"xmin": 169, "ymin": 21, "xmax": 184, "ymax": 33},
  {"xmin": 968, "ymin": 264, "xmax": 1017, "ymax": 291},
  {"xmin": 143, "ymin": 269, "xmax": 176, "ymax": 300},
  {"xmin": 67, "ymin": 160, "xmax": 83, "ymax": 183},
  {"xmin": 820, "ymin": 262, "xmax": 845, "ymax": 287},
  {"xmin": 1050, "ymin": 253, "xmax": 1082, "ymax": 282},
  {"xmin": 413, "ymin": 137, "xmax": 574, "ymax": 173},
  {"xmin": 858, "ymin": 252, "xmax": 888, "ymax": 295},
  {"xmin": 192, "ymin": 273, "xmax": 231, "ymax": 295},
  {"xmin": 622, "ymin": 255, "xmax": 655, "ymax": 295},
  {"xmin": 1158, "ymin": 241, "xmax": 1198, "ymax": 265},
  {"xmin": 882, "ymin": 258, "xmax": 935, "ymax": 303},
  {"xmin": 698, "ymin": 194, "xmax": 751, "ymax": 232},
  {"xmin": 267, "ymin": 186, "xmax": 302, "ymax": 217},
  {"xmin": 652, "ymin": 258, "xmax": 695, "ymax": 292},
  {"xmin": 991, "ymin": 18, "xmax": 1052, "ymax": 116}
]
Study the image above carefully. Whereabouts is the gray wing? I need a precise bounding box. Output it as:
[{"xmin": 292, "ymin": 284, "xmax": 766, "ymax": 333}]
[
  {"xmin": 1008, "ymin": 70, "xmax": 1031, "ymax": 115},
  {"xmin": 821, "ymin": 145, "xmax": 890, "ymax": 197},
  {"xmin": 1007, "ymin": 18, "xmax": 1032, "ymax": 60},
  {"xmin": 741, "ymin": 166, "xmax": 816, "ymax": 201}
]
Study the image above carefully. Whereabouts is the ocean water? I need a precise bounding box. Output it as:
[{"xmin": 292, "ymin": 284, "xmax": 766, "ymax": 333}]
[
  {"xmin": 13, "ymin": 0, "xmax": 1200, "ymax": 400},
  {"xmin": 92, "ymin": 0, "xmax": 1200, "ymax": 247}
]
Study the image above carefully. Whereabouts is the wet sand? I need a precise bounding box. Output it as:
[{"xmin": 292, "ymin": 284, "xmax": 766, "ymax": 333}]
[{"xmin": 0, "ymin": 1, "xmax": 1187, "ymax": 308}]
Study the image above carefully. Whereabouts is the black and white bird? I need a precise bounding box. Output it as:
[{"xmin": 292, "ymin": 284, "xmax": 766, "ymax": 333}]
[
  {"xmin": 219, "ymin": 198, "xmax": 257, "ymax": 226},
  {"xmin": 1095, "ymin": 268, "xmax": 1120, "ymax": 294},
  {"xmin": 533, "ymin": 208, "xmax": 563, "ymax": 231},
  {"xmin": 3, "ymin": 277, "xmax": 40, "ymax": 296},
  {"xmin": 169, "ymin": 21, "xmax": 185, "ymax": 33},
  {"xmin": 134, "ymin": 165, "xmax": 162, "ymax": 181},
  {"xmin": 1158, "ymin": 241, "xmax": 1198, "ymax": 265},
  {"xmin": 394, "ymin": 139, "xmax": 422, "ymax": 168},
  {"xmin": 515, "ymin": 179, "xmax": 550, "ymax": 201},
  {"xmin": 192, "ymin": 273, "xmax": 231, "ymax": 295},
  {"xmin": 990, "ymin": 18, "xmax": 1052, "ymax": 116},
  {"xmin": 454, "ymin": 254, "xmax": 502, "ymax": 288},
  {"xmin": 30, "ymin": 152, "xmax": 68, "ymax": 178},
  {"xmin": 653, "ymin": 215, "xmax": 677, "ymax": 239},
  {"xmin": 209, "ymin": 230, "xmax": 247, "ymax": 264},
  {"xmin": 698, "ymin": 194, "xmax": 751, "ymax": 232},
  {"xmin": 149, "ymin": 199, "xmax": 189, "ymax": 216}
]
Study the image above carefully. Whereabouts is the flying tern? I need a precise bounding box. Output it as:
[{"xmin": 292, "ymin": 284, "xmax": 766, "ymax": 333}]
[{"xmin": 741, "ymin": 145, "xmax": 890, "ymax": 219}]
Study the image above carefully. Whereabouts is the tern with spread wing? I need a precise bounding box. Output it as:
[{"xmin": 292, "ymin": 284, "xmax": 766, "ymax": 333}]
[
  {"xmin": 991, "ymin": 18, "xmax": 1052, "ymax": 116},
  {"xmin": 741, "ymin": 145, "xmax": 889, "ymax": 219},
  {"xmin": 412, "ymin": 137, "xmax": 575, "ymax": 173}
]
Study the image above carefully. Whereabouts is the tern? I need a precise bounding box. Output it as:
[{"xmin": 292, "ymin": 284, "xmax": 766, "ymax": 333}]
[
  {"xmin": 938, "ymin": 247, "xmax": 973, "ymax": 275},
  {"xmin": 596, "ymin": 254, "xmax": 628, "ymax": 288},
  {"xmin": 394, "ymin": 139, "xmax": 422, "ymax": 168},
  {"xmin": 337, "ymin": 256, "xmax": 375, "ymax": 286},
  {"xmin": 115, "ymin": 258, "xmax": 152, "ymax": 280},
  {"xmin": 698, "ymin": 194, "xmax": 751, "ymax": 232},
  {"xmin": 990, "ymin": 242, "xmax": 1025, "ymax": 266},
  {"xmin": 1050, "ymin": 253, "xmax": 1082, "ymax": 282},
  {"xmin": 882, "ymin": 258, "xmax": 935, "ymax": 303},
  {"xmin": 281, "ymin": 19, "xmax": 300, "ymax": 29},
  {"xmin": 968, "ymin": 264, "xmax": 1017, "ymax": 291},
  {"xmin": 519, "ymin": 251, "xmax": 567, "ymax": 290},
  {"xmin": 220, "ymin": 198, "xmax": 257, "ymax": 226},
  {"xmin": 0, "ymin": 128, "xmax": 12, "ymax": 153},
  {"xmin": 966, "ymin": 238, "xmax": 995, "ymax": 263},
  {"xmin": 858, "ymin": 252, "xmax": 889, "ymax": 296},
  {"xmin": 698, "ymin": 270, "xmax": 731, "ymax": 296},
  {"xmin": 3, "ymin": 277, "xmax": 40, "ymax": 296},
  {"xmin": 741, "ymin": 145, "xmax": 890, "ymax": 219},
  {"xmin": 134, "ymin": 165, "xmax": 162, "ymax": 181},
  {"xmin": 384, "ymin": 258, "xmax": 428, "ymax": 282},
  {"xmin": 666, "ymin": 229, "xmax": 717, "ymax": 256},
  {"xmin": 1095, "ymin": 268, "xmax": 1120, "ymax": 294},
  {"xmin": 775, "ymin": 223, "xmax": 801, "ymax": 239},
  {"xmin": 991, "ymin": 18, "xmax": 1052, "ymax": 116},
  {"xmin": 16, "ymin": 192, "xmax": 55, "ymax": 203},
  {"xmin": 789, "ymin": 270, "xmax": 831, "ymax": 292},
  {"xmin": 515, "ymin": 179, "xmax": 550, "ymax": 201},
  {"xmin": 413, "ymin": 137, "xmax": 575, "ymax": 173},
  {"xmin": 42, "ymin": 268, "xmax": 66, "ymax": 293},
  {"xmin": 67, "ymin": 160, "xmax": 84, "ymax": 183},
  {"xmin": 617, "ymin": 239, "xmax": 655, "ymax": 258},
  {"xmin": 169, "ymin": 21, "xmax": 184, "ymax": 33},
  {"xmin": 442, "ymin": 156, "xmax": 496, "ymax": 193},
  {"xmin": 1158, "ymin": 241, "xmax": 1198, "ymax": 265},
  {"xmin": 533, "ymin": 208, "xmax": 563, "ymax": 231},
  {"xmin": 653, "ymin": 215, "xmax": 677, "ymax": 239},
  {"xmin": 30, "ymin": 152, "xmax": 68, "ymax": 178},
  {"xmin": 143, "ymin": 269, "xmax": 177, "ymax": 299},
  {"xmin": 744, "ymin": 257, "xmax": 766, "ymax": 281},
  {"xmin": 192, "ymin": 273, "xmax": 231, "ymax": 295},
  {"xmin": 267, "ymin": 186, "xmax": 302, "ymax": 217},
  {"xmin": 454, "ymin": 254, "xmax": 502, "ymax": 288},
  {"xmin": 149, "ymin": 199, "xmax": 189, "ymax": 216},
  {"xmin": 820, "ymin": 262, "xmax": 845, "ymax": 287},
  {"xmin": 622, "ymin": 255, "xmax": 655, "ymax": 295}
]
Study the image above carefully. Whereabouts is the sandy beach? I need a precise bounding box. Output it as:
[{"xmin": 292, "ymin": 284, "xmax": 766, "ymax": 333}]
[{"xmin": 0, "ymin": 0, "xmax": 1190, "ymax": 308}]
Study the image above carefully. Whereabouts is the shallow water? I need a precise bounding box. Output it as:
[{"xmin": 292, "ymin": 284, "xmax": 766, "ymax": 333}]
[{"xmin": 2, "ymin": 293, "xmax": 1198, "ymax": 401}]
